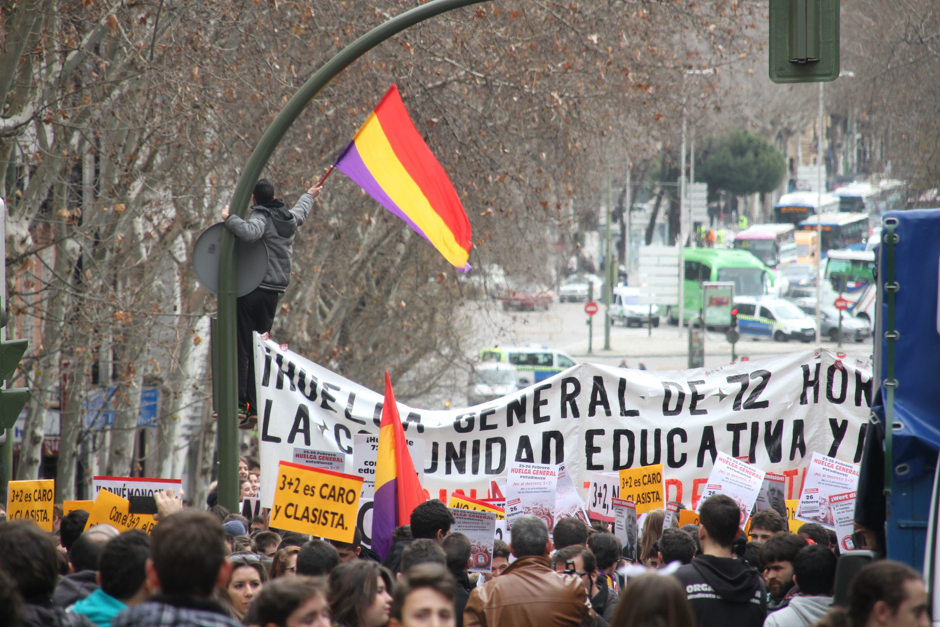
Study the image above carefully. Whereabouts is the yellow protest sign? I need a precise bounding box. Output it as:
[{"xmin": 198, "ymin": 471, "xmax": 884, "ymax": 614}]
[
  {"xmin": 84, "ymin": 489, "xmax": 157, "ymax": 534},
  {"xmin": 7, "ymin": 480, "xmax": 55, "ymax": 531},
  {"xmin": 678, "ymin": 510, "xmax": 700, "ymax": 527},
  {"xmin": 270, "ymin": 461, "xmax": 363, "ymax": 543},
  {"xmin": 619, "ymin": 464, "xmax": 664, "ymax": 515},
  {"xmin": 448, "ymin": 494, "xmax": 505, "ymax": 520},
  {"xmin": 63, "ymin": 500, "xmax": 94, "ymax": 515},
  {"xmin": 785, "ymin": 499, "xmax": 802, "ymax": 533}
]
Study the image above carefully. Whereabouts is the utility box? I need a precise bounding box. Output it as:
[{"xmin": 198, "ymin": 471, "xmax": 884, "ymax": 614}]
[{"xmin": 768, "ymin": 0, "xmax": 840, "ymax": 84}]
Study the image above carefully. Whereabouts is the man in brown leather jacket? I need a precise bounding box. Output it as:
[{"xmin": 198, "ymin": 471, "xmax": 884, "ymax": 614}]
[{"xmin": 464, "ymin": 515, "xmax": 596, "ymax": 627}]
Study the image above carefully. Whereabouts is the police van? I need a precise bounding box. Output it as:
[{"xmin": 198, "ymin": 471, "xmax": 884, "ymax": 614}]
[
  {"xmin": 479, "ymin": 346, "xmax": 578, "ymax": 387},
  {"xmin": 733, "ymin": 297, "xmax": 817, "ymax": 343}
]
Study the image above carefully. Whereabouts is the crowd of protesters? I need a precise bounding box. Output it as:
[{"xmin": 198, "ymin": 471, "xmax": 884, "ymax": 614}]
[{"xmin": 0, "ymin": 465, "xmax": 930, "ymax": 627}]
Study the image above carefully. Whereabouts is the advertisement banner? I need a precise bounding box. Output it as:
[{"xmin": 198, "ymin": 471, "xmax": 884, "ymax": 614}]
[{"xmin": 255, "ymin": 337, "xmax": 870, "ymax": 522}]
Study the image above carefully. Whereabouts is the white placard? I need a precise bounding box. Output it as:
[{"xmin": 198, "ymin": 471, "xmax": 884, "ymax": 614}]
[
  {"xmin": 451, "ymin": 508, "xmax": 498, "ymax": 573},
  {"xmin": 754, "ymin": 472, "xmax": 788, "ymax": 518},
  {"xmin": 796, "ymin": 452, "xmax": 861, "ymax": 530},
  {"xmin": 663, "ymin": 501, "xmax": 680, "ymax": 532},
  {"xmin": 587, "ymin": 472, "xmax": 621, "ymax": 523},
  {"xmin": 352, "ymin": 434, "xmax": 426, "ymax": 499},
  {"xmin": 92, "ymin": 476, "xmax": 182, "ymax": 499},
  {"xmin": 829, "ymin": 491, "xmax": 857, "ymax": 551},
  {"xmin": 696, "ymin": 452, "xmax": 766, "ymax": 528},
  {"xmin": 292, "ymin": 448, "xmax": 346, "ymax": 471},
  {"xmin": 239, "ymin": 497, "xmax": 262, "ymax": 521},
  {"xmin": 505, "ymin": 461, "xmax": 557, "ymax": 528},
  {"xmin": 612, "ymin": 497, "xmax": 638, "ymax": 563},
  {"xmin": 554, "ymin": 463, "xmax": 589, "ymax": 526}
]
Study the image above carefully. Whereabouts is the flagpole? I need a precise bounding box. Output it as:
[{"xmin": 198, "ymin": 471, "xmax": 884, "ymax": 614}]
[
  {"xmin": 317, "ymin": 165, "xmax": 336, "ymax": 187},
  {"xmin": 215, "ymin": 0, "xmax": 491, "ymax": 512}
]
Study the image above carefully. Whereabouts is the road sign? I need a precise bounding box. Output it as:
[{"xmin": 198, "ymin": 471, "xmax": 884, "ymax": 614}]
[
  {"xmin": 834, "ymin": 297, "xmax": 850, "ymax": 311},
  {"xmin": 585, "ymin": 302, "xmax": 599, "ymax": 316},
  {"xmin": 638, "ymin": 246, "xmax": 679, "ymax": 306},
  {"xmin": 684, "ymin": 183, "xmax": 709, "ymax": 224}
]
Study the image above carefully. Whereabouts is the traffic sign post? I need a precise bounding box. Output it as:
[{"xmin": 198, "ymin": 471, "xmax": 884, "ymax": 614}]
[
  {"xmin": 584, "ymin": 302, "xmax": 599, "ymax": 316},
  {"xmin": 587, "ymin": 286, "xmax": 594, "ymax": 355}
]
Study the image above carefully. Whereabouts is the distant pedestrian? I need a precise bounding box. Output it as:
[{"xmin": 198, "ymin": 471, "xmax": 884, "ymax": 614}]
[
  {"xmin": 814, "ymin": 560, "xmax": 927, "ymax": 627},
  {"xmin": 221, "ymin": 178, "xmax": 321, "ymax": 428},
  {"xmin": 328, "ymin": 560, "xmax": 394, "ymax": 627},
  {"xmin": 610, "ymin": 572, "xmax": 695, "ymax": 627},
  {"xmin": 390, "ymin": 563, "xmax": 456, "ymax": 627},
  {"xmin": 749, "ymin": 510, "xmax": 787, "ymax": 543}
]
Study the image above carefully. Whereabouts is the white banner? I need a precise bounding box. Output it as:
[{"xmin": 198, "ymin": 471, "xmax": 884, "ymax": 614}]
[{"xmin": 255, "ymin": 337, "xmax": 871, "ymax": 523}]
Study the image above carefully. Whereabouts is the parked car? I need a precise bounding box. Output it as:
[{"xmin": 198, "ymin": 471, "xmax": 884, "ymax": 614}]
[
  {"xmin": 733, "ymin": 296, "xmax": 817, "ymax": 342},
  {"xmin": 558, "ymin": 274, "xmax": 604, "ymax": 302},
  {"xmin": 609, "ymin": 286, "xmax": 660, "ymax": 327},
  {"xmin": 502, "ymin": 284, "xmax": 553, "ymax": 311},
  {"xmin": 467, "ymin": 362, "xmax": 519, "ymax": 405},
  {"xmin": 793, "ymin": 300, "xmax": 872, "ymax": 343}
]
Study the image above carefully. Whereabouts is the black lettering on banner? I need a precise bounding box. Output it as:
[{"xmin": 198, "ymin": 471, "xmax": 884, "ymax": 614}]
[
  {"xmin": 454, "ymin": 413, "xmax": 475, "ymax": 434},
  {"xmin": 405, "ymin": 412, "xmax": 425, "ymax": 434},
  {"xmin": 662, "ymin": 382, "xmax": 685, "ymax": 416},
  {"xmin": 542, "ymin": 431, "xmax": 564, "ymax": 465},
  {"xmin": 828, "ymin": 418, "xmax": 848, "ymax": 457},
  {"xmin": 507, "ymin": 397, "xmax": 526, "ymax": 426},
  {"xmin": 618, "ymin": 378, "xmax": 640, "ymax": 417},
  {"xmin": 358, "ymin": 501, "xmax": 374, "ymax": 545},
  {"xmin": 344, "ymin": 392, "xmax": 365, "ymax": 425},
  {"xmin": 426, "ymin": 442, "xmax": 439, "ymax": 474},
  {"xmin": 372, "ymin": 402, "xmax": 383, "ymax": 428},
  {"xmin": 743, "ymin": 371, "xmax": 771, "ymax": 409},
  {"xmin": 585, "ymin": 429, "xmax": 604, "ymax": 470},
  {"xmin": 471, "ymin": 440, "xmax": 481, "ymax": 474},
  {"xmin": 640, "ymin": 429, "xmax": 661, "ymax": 466},
  {"xmin": 298, "ymin": 369, "xmax": 318, "ymax": 402},
  {"xmin": 275, "ymin": 353, "xmax": 287, "ymax": 390},
  {"xmin": 479, "ymin": 409, "xmax": 498, "ymax": 431},
  {"xmin": 485, "ymin": 438, "xmax": 506, "ymax": 474},
  {"xmin": 446, "ymin": 442, "xmax": 467, "ymax": 475},
  {"xmin": 688, "ymin": 380, "xmax": 707, "ymax": 416},
  {"xmin": 855, "ymin": 371, "xmax": 872, "ymax": 407},
  {"xmin": 764, "ymin": 420, "xmax": 783, "ymax": 463},
  {"xmin": 515, "ymin": 436, "xmax": 535, "ymax": 463},
  {"xmin": 726, "ymin": 423, "xmax": 747, "ymax": 458},
  {"xmin": 854, "ymin": 423, "xmax": 868, "ymax": 463},
  {"xmin": 261, "ymin": 400, "xmax": 281, "ymax": 443},
  {"xmin": 826, "ymin": 364, "xmax": 848, "ymax": 404},
  {"xmin": 288, "ymin": 405, "xmax": 311, "ymax": 446},
  {"xmin": 801, "ymin": 364, "xmax": 820, "ymax": 404},
  {"xmin": 589, "ymin": 376, "xmax": 612, "ymax": 417},
  {"xmin": 533, "ymin": 384, "xmax": 551, "ymax": 424},
  {"xmin": 697, "ymin": 426, "xmax": 717, "ymax": 467},
  {"xmin": 282, "ymin": 359, "xmax": 297, "ymax": 392},
  {"xmin": 748, "ymin": 421, "xmax": 759, "ymax": 463},
  {"xmin": 334, "ymin": 424, "xmax": 352, "ymax": 454},
  {"xmin": 561, "ymin": 377, "xmax": 581, "ymax": 418},
  {"xmin": 790, "ymin": 419, "xmax": 806, "ymax": 460},
  {"xmin": 667, "ymin": 428, "xmax": 687, "ymax": 468},
  {"xmin": 320, "ymin": 383, "xmax": 339, "ymax": 412},
  {"xmin": 726, "ymin": 374, "xmax": 748, "ymax": 411},
  {"xmin": 262, "ymin": 349, "xmax": 273, "ymax": 387},
  {"xmin": 613, "ymin": 429, "xmax": 635, "ymax": 470}
]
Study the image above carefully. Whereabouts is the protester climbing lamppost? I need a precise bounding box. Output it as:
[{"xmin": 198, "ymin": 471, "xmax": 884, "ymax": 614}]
[{"xmin": 213, "ymin": 0, "xmax": 490, "ymax": 511}]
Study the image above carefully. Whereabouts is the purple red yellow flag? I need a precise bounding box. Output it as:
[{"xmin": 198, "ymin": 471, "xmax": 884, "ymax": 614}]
[
  {"xmin": 334, "ymin": 85, "xmax": 472, "ymax": 270},
  {"xmin": 372, "ymin": 371, "xmax": 429, "ymax": 559}
]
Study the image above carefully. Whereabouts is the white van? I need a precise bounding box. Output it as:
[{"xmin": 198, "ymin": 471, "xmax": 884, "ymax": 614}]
[
  {"xmin": 610, "ymin": 286, "xmax": 660, "ymax": 327},
  {"xmin": 734, "ymin": 297, "xmax": 817, "ymax": 342},
  {"xmin": 479, "ymin": 345, "xmax": 578, "ymax": 387}
]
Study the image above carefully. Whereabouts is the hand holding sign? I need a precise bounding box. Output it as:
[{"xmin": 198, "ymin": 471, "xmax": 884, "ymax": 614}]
[{"xmin": 270, "ymin": 461, "xmax": 363, "ymax": 543}]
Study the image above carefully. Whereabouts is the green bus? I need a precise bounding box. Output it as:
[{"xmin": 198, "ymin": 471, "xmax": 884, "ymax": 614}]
[{"xmin": 668, "ymin": 248, "xmax": 779, "ymax": 325}]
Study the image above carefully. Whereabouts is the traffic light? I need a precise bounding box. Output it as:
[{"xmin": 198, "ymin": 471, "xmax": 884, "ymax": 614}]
[
  {"xmin": 768, "ymin": 0, "xmax": 840, "ymax": 84},
  {"xmin": 0, "ymin": 308, "xmax": 29, "ymax": 431},
  {"xmin": 731, "ymin": 308, "xmax": 738, "ymax": 329}
]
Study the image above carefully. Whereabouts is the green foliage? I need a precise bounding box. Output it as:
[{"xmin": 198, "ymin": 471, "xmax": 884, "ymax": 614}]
[{"xmin": 697, "ymin": 130, "xmax": 786, "ymax": 196}]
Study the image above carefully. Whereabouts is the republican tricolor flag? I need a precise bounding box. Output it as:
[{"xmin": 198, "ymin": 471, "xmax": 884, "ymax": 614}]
[
  {"xmin": 334, "ymin": 85, "xmax": 472, "ymax": 270},
  {"xmin": 371, "ymin": 371, "xmax": 429, "ymax": 559}
]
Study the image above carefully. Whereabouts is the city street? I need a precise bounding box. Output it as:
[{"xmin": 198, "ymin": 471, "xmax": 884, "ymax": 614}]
[{"xmin": 464, "ymin": 298, "xmax": 873, "ymax": 372}]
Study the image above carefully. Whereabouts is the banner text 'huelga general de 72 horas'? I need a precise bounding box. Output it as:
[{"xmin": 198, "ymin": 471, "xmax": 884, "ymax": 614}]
[{"xmin": 255, "ymin": 335, "xmax": 871, "ymax": 517}]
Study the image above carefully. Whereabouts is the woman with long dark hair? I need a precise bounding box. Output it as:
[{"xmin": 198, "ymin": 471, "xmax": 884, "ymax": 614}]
[
  {"xmin": 610, "ymin": 573, "xmax": 695, "ymax": 627},
  {"xmin": 328, "ymin": 560, "xmax": 394, "ymax": 627}
]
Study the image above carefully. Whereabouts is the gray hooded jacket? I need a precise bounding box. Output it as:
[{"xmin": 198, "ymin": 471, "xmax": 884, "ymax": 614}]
[
  {"xmin": 764, "ymin": 595, "xmax": 832, "ymax": 627},
  {"xmin": 223, "ymin": 192, "xmax": 315, "ymax": 292}
]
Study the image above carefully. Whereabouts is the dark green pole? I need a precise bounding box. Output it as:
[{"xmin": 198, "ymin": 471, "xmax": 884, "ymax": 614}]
[{"xmin": 216, "ymin": 0, "xmax": 490, "ymax": 511}]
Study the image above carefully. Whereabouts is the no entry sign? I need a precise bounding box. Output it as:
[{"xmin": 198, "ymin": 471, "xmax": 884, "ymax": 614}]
[
  {"xmin": 585, "ymin": 301, "xmax": 599, "ymax": 316},
  {"xmin": 834, "ymin": 297, "xmax": 850, "ymax": 311}
]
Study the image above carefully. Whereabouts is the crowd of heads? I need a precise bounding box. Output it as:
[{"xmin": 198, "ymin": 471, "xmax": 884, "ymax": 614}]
[{"xmin": 0, "ymin": 481, "xmax": 929, "ymax": 627}]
